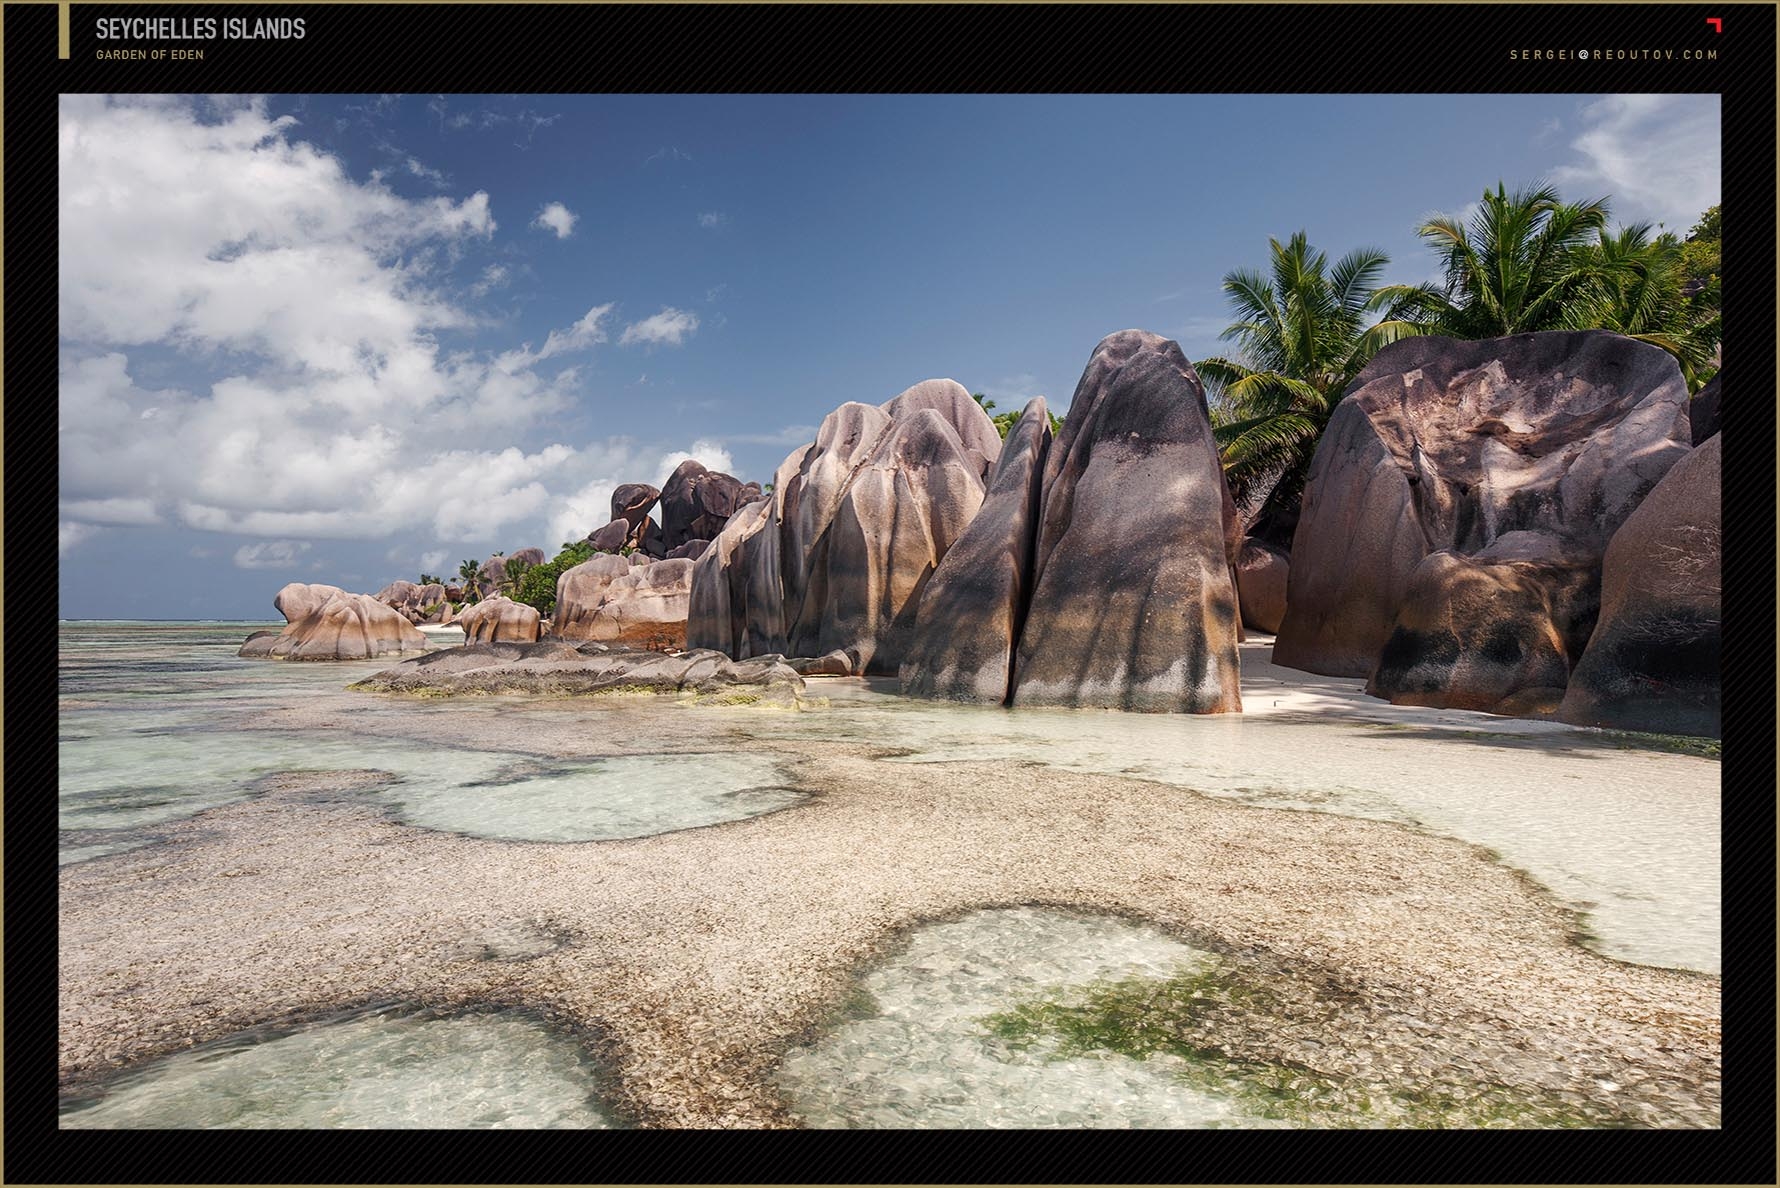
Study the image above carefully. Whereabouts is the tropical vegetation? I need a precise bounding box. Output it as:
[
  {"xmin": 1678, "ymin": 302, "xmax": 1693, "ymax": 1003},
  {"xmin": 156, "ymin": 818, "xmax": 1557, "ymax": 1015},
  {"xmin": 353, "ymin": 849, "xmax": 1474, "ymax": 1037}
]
[{"xmin": 513, "ymin": 541, "xmax": 597, "ymax": 617}]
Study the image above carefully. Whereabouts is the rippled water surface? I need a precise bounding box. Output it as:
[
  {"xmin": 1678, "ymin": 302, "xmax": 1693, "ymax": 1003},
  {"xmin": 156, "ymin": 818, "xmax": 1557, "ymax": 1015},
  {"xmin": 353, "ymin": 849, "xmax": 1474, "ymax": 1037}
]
[{"xmin": 59, "ymin": 1006, "xmax": 617, "ymax": 1129}]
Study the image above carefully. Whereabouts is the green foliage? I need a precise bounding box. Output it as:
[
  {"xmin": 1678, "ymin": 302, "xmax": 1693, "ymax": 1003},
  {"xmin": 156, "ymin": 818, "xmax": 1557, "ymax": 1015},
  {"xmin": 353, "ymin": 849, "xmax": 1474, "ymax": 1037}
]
[
  {"xmin": 1416, "ymin": 182, "xmax": 1612, "ymax": 337},
  {"xmin": 1197, "ymin": 231, "xmax": 1434, "ymax": 525},
  {"xmin": 977, "ymin": 392, "xmax": 1064, "ymax": 440},
  {"xmin": 512, "ymin": 541, "xmax": 596, "ymax": 616},
  {"xmin": 456, "ymin": 558, "xmax": 484, "ymax": 605},
  {"xmin": 417, "ymin": 573, "xmax": 444, "ymax": 588}
]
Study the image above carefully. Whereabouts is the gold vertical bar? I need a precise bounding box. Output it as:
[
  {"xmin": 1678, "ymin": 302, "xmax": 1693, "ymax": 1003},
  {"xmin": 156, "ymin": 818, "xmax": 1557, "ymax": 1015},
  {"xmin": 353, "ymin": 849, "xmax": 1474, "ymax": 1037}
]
[{"xmin": 59, "ymin": 0, "xmax": 71, "ymax": 59}]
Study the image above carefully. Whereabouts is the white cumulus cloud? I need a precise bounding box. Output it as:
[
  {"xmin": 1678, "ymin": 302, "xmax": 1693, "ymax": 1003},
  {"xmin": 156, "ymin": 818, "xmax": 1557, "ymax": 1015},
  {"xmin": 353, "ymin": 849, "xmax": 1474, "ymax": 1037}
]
[
  {"xmin": 1550, "ymin": 94, "xmax": 1720, "ymax": 229},
  {"xmin": 619, "ymin": 307, "xmax": 699, "ymax": 348},
  {"xmin": 60, "ymin": 521, "xmax": 101, "ymax": 556},
  {"xmin": 654, "ymin": 439, "xmax": 734, "ymax": 486},
  {"xmin": 532, "ymin": 201, "xmax": 578, "ymax": 238}
]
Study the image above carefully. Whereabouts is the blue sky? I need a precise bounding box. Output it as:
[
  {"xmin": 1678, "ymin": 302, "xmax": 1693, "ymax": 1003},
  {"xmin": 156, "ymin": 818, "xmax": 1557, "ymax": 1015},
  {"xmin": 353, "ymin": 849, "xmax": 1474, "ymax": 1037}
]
[{"xmin": 57, "ymin": 93, "xmax": 1721, "ymax": 619}]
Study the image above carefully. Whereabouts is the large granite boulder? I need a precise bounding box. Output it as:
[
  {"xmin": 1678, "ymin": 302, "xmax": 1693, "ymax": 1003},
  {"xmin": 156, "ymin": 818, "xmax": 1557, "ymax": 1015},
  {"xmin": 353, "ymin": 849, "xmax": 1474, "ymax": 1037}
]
[
  {"xmin": 879, "ymin": 378, "xmax": 1002, "ymax": 480},
  {"xmin": 660, "ymin": 461, "xmax": 760, "ymax": 550},
  {"xmin": 457, "ymin": 595, "xmax": 542, "ymax": 644},
  {"xmin": 899, "ymin": 396, "xmax": 1053, "ymax": 702},
  {"xmin": 781, "ymin": 405, "xmax": 892, "ymax": 651},
  {"xmin": 799, "ymin": 408, "xmax": 986, "ymax": 674},
  {"xmin": 587, "ymin": 518, "xmax": 632, "ymax": 554},
  {"xmin": 508, "ymin": 547, "xmax": 546, "ymax": 568},
  {"xmin": 554, "ymin": 553, "xmax": 634, "ymax": 640},
  {"xmin": 1558, "ymin": 433, "xmax": 1720, "ymax": 736},
  {"xmin": 575, "ymin": 558, "xmax": 695, "ymax": 651},
  {"xmin": 273, "ymin": 582, "xmax": 345, "ymax": 624},
  {"xmin": 1689, "ymin": 374, "xmax": 1720, "ymax": 446},
  {"xmin": 1235, "ymin": 540, "xmax": 1290, "ymax": 635},
  {"xmin": 611, "ymin": 483, "xmax": 661, "ymax": 533},
  {"xmin": 687, "ymin": 497, "xmax": 782, "ymax": 658},
  {"xmin": 1274, "ymin": 332, "xmax": 1692, "ymax": 714},
  {"xmin": 240, "ymin": 588, "xmax": 428, "ymax": 660},
  {"xmin": 665, "ymin": 539, "xmax": 710, "ymax": 561},
  {"xmin": 1010, "ymin": 330, "xmax": 1242, "ymax": 712}
]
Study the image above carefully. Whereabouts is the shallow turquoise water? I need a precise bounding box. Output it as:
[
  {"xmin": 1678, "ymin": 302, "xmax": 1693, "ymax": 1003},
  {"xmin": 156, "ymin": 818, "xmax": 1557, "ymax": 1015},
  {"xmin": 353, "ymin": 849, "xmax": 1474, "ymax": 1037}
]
[{"xmin": 58, "ymin": 1005, "xmax": 618, "ymax": 1129}]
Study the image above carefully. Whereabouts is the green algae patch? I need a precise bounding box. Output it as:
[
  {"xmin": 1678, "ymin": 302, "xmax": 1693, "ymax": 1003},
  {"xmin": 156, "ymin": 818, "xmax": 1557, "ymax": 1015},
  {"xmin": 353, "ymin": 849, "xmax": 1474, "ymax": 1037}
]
[{"xmin": 981, "ymin": 960, "xmax": 1632, "ymax": 1129}]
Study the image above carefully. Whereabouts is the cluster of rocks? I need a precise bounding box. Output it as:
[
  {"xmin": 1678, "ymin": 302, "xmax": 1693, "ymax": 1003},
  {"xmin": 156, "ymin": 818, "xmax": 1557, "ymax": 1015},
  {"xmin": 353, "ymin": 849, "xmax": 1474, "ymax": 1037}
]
[
  {"xmin": 240, "ymin": 323, "xmax": 1719, "ymax": 736},
  {"xmin": 1271, "ymin": 332, "xmax": 1718, "ymax": 735},
  {"xmin": 686, "ymin": 378, "xmax": 1000, "ymax": 679},
  {"xmin": 899, "ymin": 333, "xmax": 1243, "ymax": 711},
  {"xmin": 350, "ymin": 640, "xmax": 805, "ymax": 705},
  {"xmin": 239, "ymin": 584, "xmax": 429, "ymax": 661}
]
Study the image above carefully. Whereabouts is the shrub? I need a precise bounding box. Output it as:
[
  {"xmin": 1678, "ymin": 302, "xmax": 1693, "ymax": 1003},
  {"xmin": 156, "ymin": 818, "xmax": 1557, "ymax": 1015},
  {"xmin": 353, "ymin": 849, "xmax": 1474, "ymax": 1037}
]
[{"xmin": 513, "ymin": 541, "xmax": 597, "ymax": 616}]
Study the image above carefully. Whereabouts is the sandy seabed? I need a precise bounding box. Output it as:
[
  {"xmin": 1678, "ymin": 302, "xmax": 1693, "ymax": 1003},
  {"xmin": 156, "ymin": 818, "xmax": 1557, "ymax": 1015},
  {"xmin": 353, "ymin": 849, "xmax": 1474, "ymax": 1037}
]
[{"xmin": 58, "ymin": 637, "xmax": 1720, "ymax": 1128}]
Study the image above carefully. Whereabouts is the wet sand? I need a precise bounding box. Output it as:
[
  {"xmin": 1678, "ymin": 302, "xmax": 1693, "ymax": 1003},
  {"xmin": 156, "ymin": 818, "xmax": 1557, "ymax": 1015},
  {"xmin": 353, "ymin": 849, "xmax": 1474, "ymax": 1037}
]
[{"xmin": 60, "ymin": 689, "xmax": 1720, "ymax": 1127}]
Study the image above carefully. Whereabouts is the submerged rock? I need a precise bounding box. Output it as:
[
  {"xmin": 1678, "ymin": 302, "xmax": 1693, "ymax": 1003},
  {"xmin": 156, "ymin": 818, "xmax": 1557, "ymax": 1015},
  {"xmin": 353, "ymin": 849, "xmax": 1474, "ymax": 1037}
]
[
  {"xmin": 352, "ymin": 642, "xmax": 805, "ymax": 704},
  {"xmin": 240, "ymin": 586, "xmax": 428, "ymax": 661},
  {"xmin": 1012, "ymin": 330, "xmax": 1242, "ymax": 712},
  {"xmin": 1273, "ymin": 331, "xmax": 1692, "ymax": 714},
  {"xmin": 899, "ymin": 396, "xmax": 1053, "ymax": 702},
  {"xmin": 1559, "ymin": 433, "xmax": 1721, "ymax": 736}
]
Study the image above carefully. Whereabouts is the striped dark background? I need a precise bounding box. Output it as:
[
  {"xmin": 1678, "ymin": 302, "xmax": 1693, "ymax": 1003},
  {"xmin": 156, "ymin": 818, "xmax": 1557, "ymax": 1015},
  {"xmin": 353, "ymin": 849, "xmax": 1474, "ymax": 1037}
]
[{"xmin": 8, "ymin": 3, "xmax": 1773, "ymax": 1181}]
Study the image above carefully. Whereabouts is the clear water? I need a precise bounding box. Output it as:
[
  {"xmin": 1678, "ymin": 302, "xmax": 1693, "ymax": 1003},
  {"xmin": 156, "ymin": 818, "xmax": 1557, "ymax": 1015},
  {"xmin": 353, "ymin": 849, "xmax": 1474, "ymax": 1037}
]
[
  {"xmin": 59, "ymin": 1006, "xmax": 616, "ymax": 1129},
  {"xmin": 775, "ymin": 907, "xmax": 1263, "ymax": 1128},
  {"xmin": 58, "ymin": 623, "xmax": 802, "ymax": 857},
  {"xmin": 56, "ymin": 624, "xmax": 1720, "ymax": 974}
]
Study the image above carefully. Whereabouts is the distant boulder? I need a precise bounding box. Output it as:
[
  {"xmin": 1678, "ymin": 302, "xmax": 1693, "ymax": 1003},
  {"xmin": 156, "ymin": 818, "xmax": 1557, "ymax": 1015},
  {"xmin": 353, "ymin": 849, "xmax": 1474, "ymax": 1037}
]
[
  {"xmin": 660, "ymin": 460, "xmax": 760, "ymax": 550},
  {"xmin": 577, "ymin": 557, "xmax": 696, "ymax": 651},
  {"xmin": 1274, "ymin": 331, "xmax": 1692, "ymax": 717},
  {"xmin": 241, "ymin": 588, "xmax": 427, "ymax": 660},
  {"xmin": 554, "ymin": 554, "xmax": 634, "ymax": 640},
  {"xmin": 1559, "ymin": 434, "xmax": 1720, "ymax": 736},
  {"xmin": 587, "ymin": 518, "xmax": 632, "ymax": 554},
  {"xmin": 457, "ymin": 595, "xmax": 542, "ymax": 644},
  {"xmin": 611, "ymin": 483, "xmax": 662, "ymax": 532},
  {"xmin": 665, "ymin": 539, "xmax": 710, "ymax": 561},
  {"xmin": 899, "ymin": 396, "xmax": 1052, "ymax": 702},
  {"xmin": 1010, "ymin": 330, "xmax": 1242, "ymax": 712},
  {"xmin": 1234, "ymin": 540, "xmax": 1290, "ymax": 635}
]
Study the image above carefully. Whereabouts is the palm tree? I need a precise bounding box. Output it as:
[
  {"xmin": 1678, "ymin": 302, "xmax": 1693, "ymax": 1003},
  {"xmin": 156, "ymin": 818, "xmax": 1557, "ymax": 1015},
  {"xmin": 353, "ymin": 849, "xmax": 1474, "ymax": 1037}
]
[
  {"xmin": 1567, "ymin": 223, "xmax": 1720, "ymax": 387},
  {"xmin": 1196, "ymin": 231, "xmax": 1433, "ymax": 526},
  {"xmin": 457, "ymin": 558, "xmax": 483, "ymax": 605},
  {"xmin": 1415, "ymin": 182, "xmax": 1611, "ymax": 337}
]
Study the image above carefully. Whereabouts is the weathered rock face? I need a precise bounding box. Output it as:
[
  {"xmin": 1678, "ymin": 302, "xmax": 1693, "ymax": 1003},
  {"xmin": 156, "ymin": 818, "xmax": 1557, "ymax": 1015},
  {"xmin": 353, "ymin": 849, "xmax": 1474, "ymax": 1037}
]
[
  {"xmin": 1011, "ymin": 331, "xmax": 1242, "ymax": 712},
  {"xmin": 799, "ymin": 408, "xmax": 986, "ymax": 674},
  {"xmin": 274, "ymin": 582, "xmax": 345, "ymax": 624},
  {"xmin": 577, "ymin": 558, "xmax": 696, "ymax": 651},
  {"xmin": 1274, "ymin": 331, "xmax": 1694, "ymax": 712},
  {"xmin": 508, "ymin": 547, "xmax": 546, "ymax": 568},
  {"xmin": 587, "ymin": 518, "xmax": 632, "ymax": 554},
  {"xmin": 660, "ymin": 461, "xmax": 761, "ymax": 550},
  {"xmin": 240, "ymin": 588, "xmax": 428, "ymax": 660},
  {"xmin": 456, "ymin": 595, "xmax": 542, "ymax": 644},
  {"xmin": 686, "ymin": 498, "xmax": 781, "ymax": 658},
  {"xmin": 1367, "ymin": 532, "xmax": 1596, "ymax": 715},
  {"xmin": 665, "ymin": 539, "xmax": 710, "ymax": 561},
  {"xmin": 611, "ymin": 483, "xmax": 662, "ymax": 532},
  {"xmin": 352, "ymin": 642, "xmax": 805, "ymax": 705},
  {"xmin": 879, "ymin": 378, "xmax": 1002, "ymax": 480},
  {"xmin": 1235, "ymin": 540, "xmax": 1290, "ymax": 635},
  {"xmin": 781, "ymin": 405, "xmax": 892, "ymax": 649},
  {"xmin": 1689, "ymin": 373, "xmax": 1720, "ymax": 446},
  {"xmin": 554, "ymin": 554, "xmax": 634, "ymax": 640},
  {"xmin": 899, "ymin": 397, "xmax": 1053, "ymax": 702},
  {"xmin": 1558, "ymin": 434, "xmax": 1721, "ymax": 736},
  {"xmin": 373, "ymin": 580, "xmax": 449, "ymax": 624}
]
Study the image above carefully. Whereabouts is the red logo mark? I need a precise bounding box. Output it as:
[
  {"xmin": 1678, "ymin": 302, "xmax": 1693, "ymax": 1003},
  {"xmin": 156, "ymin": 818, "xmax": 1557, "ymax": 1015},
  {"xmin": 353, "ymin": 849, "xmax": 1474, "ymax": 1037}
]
[{"xmin": 1706, "ymin": 17, "xmax": 1722, "ymax": 32}]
